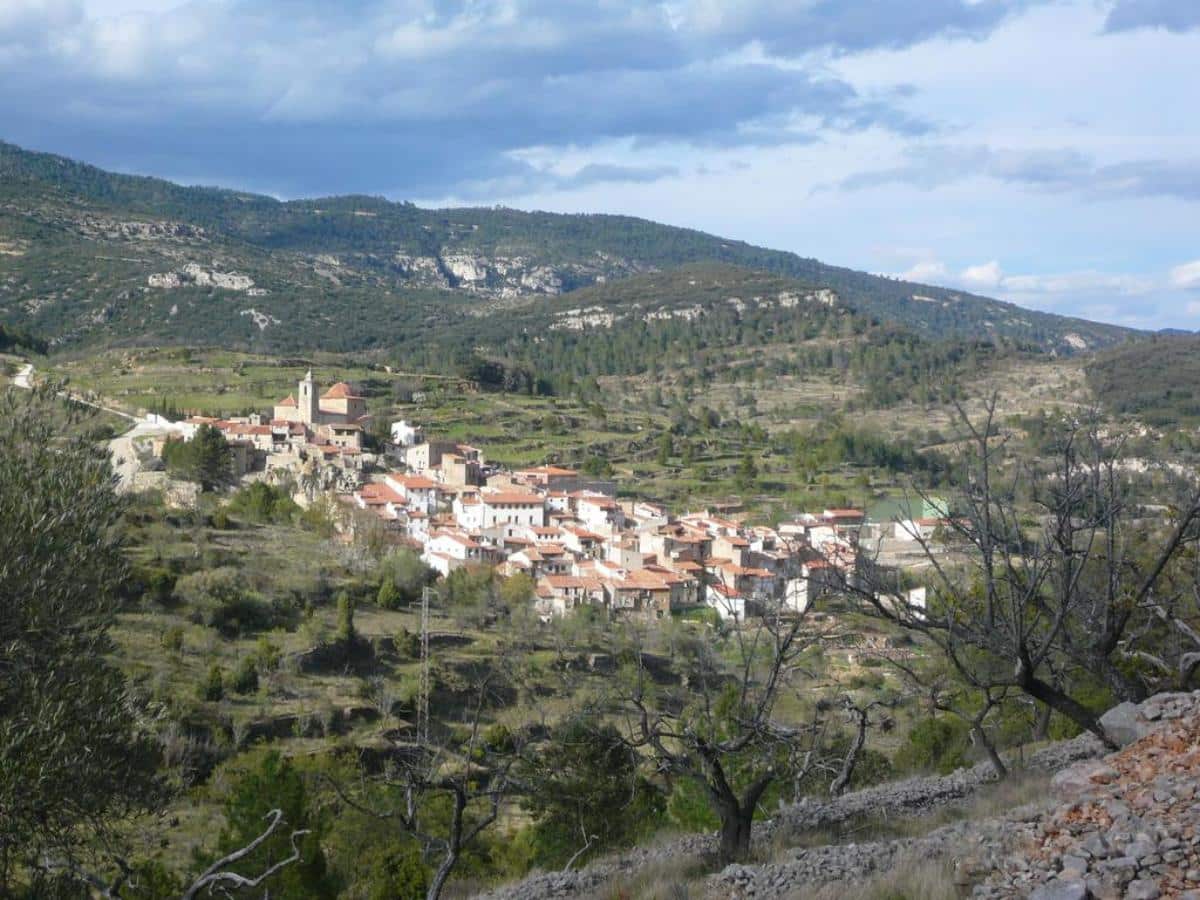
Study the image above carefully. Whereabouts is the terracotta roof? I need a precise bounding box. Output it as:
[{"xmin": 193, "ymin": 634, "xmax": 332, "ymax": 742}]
[
  {"xmin": 321, "ymin": 381, "xmax": 362, "ymax": 400},
  {"xmin": 433, "ymin": 531, "xmax": 481, "ymax": 549},
  {"xmin": 391, "ymin": 474, "xmax": 437, "ymax": 490},
  {"xmin": 578, "ymin": 495, "xmax": 618, "ymax": 509},
  {"xmin": 276, "ymin": 394, "xmax": 297, "ymax": 408},
  {"xmin": 359, "ymin": 483, "xmax": 405, "ymax": 504},
  {"xmin": 564, "ymin": 526, "xmax": 606, "ymax": 541}
]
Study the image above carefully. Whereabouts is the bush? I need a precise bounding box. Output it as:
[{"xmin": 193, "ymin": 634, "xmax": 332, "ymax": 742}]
[
  {"xmin": 335, "ymin": 592, "xmax": 356, "ymax": 644},
  {"xmin": 174, "ymin": 568, "xmax": 281, "ymax": 636},
  {"xmin": 847, "ymin": 669, "xmax": 886, "ymax": 691},
  {"xmin": 377, "ymin": 548, "xmax": 436, "ymax": 607},
  {"xmin": 199, "ymin": 664, "xmax": 225, "ymax": 702},
  {"xmin": 232, "ymin": 657, "xmax": 259, "ymax": 695},
  {"xmin": 140, "ymin": 566, "xmax": 178, "ymax": 606},
  {"xmin": 376, "ymin": 577, "xmax": 402, "ymax": 609},
  {"xmin": 161, "ymin": 625, "xmax": 185, "ymax": 653},
  {"xmin": 894, "ymin": 717, "xmax": 970, "ymax": 775},
  {"xmin": 395, "ymin": 627, "xmax": 421, "ymax": 659},
  {"xmin": 226, "ymin": 482, "xmax": 300, "ymax": 525},
  {"xmin": 254, "ymin": 636, "xmax": 281, "ymax": 672}
]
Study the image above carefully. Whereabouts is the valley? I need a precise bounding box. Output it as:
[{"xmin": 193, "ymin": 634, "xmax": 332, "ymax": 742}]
[{"xmin": 3, "ymin": 140, "xmax": 1199, "ymax": 900}]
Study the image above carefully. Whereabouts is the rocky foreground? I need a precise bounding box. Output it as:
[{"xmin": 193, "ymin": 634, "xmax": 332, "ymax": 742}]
[
  {"xmin": 481, "ymin": 691, "xmax": 1200, "ymax": 900},
  {"xmin": 977, "ymin": 691, "xmax": 1200, "ymax": 900}
]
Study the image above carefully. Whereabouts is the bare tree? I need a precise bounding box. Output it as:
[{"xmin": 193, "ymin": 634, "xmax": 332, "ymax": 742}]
[
  {"xmin": 842, "ymin": 396, "xmax": 1200, "ymax": 748},
  {"xmin": 829, "ymin": 695, "xmax": 894, "ymax": 796},
  {"xmin": 36, "ymin": 809, "xmax": 309, "ymax": 899},
  {"xmin": 599, "ymin": 598, "xmax": 831, "ymax": 864},
  {"xmin": 180, "ymin": 809, "xmax": 309, "ymax": 900},
  {"xmin": 327, "ymin": 674, "xmax": 519, "ymax": 900}
]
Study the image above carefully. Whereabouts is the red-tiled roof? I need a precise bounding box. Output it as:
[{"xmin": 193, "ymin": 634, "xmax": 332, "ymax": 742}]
[
  {"xmin": 322, "ymin": 382, "xmax": 362, "ymax": 400},
  {"xmin": 276, "ymin": 394, "xmax": 297, "ymax": 408}
]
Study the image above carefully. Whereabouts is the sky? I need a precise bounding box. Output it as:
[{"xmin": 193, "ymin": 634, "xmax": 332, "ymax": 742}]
[{"xmin": 1, "ymin": 0, "xmax": 1198, "ymax": 330}]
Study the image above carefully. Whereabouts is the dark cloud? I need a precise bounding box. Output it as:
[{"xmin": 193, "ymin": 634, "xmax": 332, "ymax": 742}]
[
  {"xmin": 0, "ymin": 0, "xmax": 1029, "ymax": 197},
  {"xmin": 836, "ymin": 145, "xmax": 1200, "ymax": 203},
  {"xmin": 1103, "ymin": 0, "xmax": 1200, "ymax": 33}
]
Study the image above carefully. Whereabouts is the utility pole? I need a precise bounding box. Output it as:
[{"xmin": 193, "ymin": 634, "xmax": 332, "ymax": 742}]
[{"xmin": 418, "ymin": 586, "xmax": 432, "ymax": 747}]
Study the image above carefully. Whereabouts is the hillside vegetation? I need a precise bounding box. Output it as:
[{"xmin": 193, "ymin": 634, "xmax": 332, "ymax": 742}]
[
  {"xmin": 0, "ymin": 140, "xmax": 1137, "ymax": 355},
  {"xmin": 1086, "ymin": 333, "xmax": 1200, "ymax": 426}
]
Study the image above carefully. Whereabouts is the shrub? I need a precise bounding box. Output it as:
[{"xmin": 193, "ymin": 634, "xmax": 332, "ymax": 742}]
[
  {"xmin": 894, "ymin": 717, "xmax": 970, "ymax": 775},
  {"xmin": 254, "ymin": 636, "xmax": 281, "ymax": 672},
  {"xmin": 335, "ymin": 592, "xmax": 356, "ymax": 644},
  {"xmin": 174, "ymin": 568, "xmax": 279, "ymax": 636},
  {"xmin": 847, "ymin": 669, "xmax": 886, "ymax": 691},
  {"xmin": 376, "ymin": 577, "xmax": 402, "ymax": 609},
  {"xmin": 378, "ymin": 548, "xmax": 436, "ymax": 607},
  {"xmin": 226, "ymin": 482, "xmax": 300, "ymax": 525},
  {"xmin": 140, "ymin": 566, "xmax": 178, "ymax": 606},
  {"xmin": 395, "ymin": 627, "xmax": 421, "ymax": 659},
  {"xmin": 232, "ymin": 657, "xmax": 259, "ymax": 695},
  {"xmin": 161, "ymin": 625, "xmax": 185, "ymax": 653},
  {"xmin": 199, "ymin": 664, "xmax": 225, "ymax": 702}
]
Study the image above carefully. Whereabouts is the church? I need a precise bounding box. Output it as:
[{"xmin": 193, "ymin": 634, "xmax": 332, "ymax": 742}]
[{"xmin": 273, "ymin": 370, "xmax": 368, "ymax": 427}]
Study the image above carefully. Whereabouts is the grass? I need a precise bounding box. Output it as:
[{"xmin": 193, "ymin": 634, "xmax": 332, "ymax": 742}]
[
  {"xmin": 769, "ymin": 769, "xmax": 1052, "ymax": 859},
  {"xmin": 580, "ymin": 852, "xmax": 710, "ymax": 900},
  {"xmin": 801, "ymin": 856, "xmax": 960, "ymax": 900}
]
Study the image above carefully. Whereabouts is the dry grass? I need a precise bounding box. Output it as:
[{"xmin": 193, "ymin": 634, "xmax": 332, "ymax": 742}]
[
  {"xmin": 579, "ymin": 853, "xmax": 709, "ymax": 900},
  {"xmin": 769, "ymin": 768, "xmax": 1051, "ymax": 860},
  {"xmin": 800, "ymin": 855, "xmax": 959, "ymax": 900}
]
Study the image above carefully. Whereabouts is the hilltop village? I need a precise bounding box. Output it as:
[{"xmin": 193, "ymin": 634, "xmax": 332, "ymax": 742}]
[{"xmin": 152, "ymin": 372, "xmax": 944, "ymax": 622}]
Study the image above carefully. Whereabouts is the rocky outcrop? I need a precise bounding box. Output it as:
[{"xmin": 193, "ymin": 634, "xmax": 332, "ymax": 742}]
[
  {"xmin": 239, "ymin": 308, "xmax": 280, "ymax": 331},
  {"xmin": 548, "ymin": 288, "xmax": 842, "ymax": 331},
  {"xmin": 977, "ymin": 691, "xmax": 1200, "ymax": 899},
  {"xmin": 148, "ymin": 262, "xmax": 261, "ymax": 293},
  {"xmin": 389, "ymin": 250, "xmax": 647, "ymax": 299}
]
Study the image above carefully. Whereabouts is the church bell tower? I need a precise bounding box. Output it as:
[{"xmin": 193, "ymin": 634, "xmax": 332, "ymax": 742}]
[{"xmin": 299, "ymin": 370, "xmax": 319, "ymax": 425}]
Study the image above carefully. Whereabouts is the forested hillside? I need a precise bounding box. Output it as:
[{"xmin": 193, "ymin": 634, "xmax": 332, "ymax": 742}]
[
  {"xmin": 1086, "ymin": 333, "xmax": 1200, "ymax": 426},
  {"xmin": 0, "ymin": 140, "xmax": 1137, "ymax": 355}
]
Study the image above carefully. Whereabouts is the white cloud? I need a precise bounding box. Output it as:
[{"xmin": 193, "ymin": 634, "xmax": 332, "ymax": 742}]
[
  {"xmin": 1186, "ymin": 300, "xmax": 1200, "ymax": 317},
  {"xmin": 961, "ymin": 259, "xmax": 1003, "ymax": 288},
  {"xmin": 1169, "ymin": 259, "xmax": 1200, "ymax": 289},
  {"xmin": 889, "ymin": 256, "xmax": 1162, "ymax": 303},
  {"xmin": 1001, "ymin": 270, "xmax": 1157, "ymax": 296},
  {"xmin": 897, "ymin": 260, "xmax": 949, "ymax": 281}
]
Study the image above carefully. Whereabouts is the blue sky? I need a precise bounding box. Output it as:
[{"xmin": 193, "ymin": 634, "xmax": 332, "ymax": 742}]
[{"xmin": 2, "ymin": 0, "xmax": 1198, "ymax": 329}]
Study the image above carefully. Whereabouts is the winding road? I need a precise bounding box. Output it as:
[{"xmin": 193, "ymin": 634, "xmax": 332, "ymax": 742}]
[{"xmin": 11, "ymin": 360, "xmax": 179, "ymax": 490}]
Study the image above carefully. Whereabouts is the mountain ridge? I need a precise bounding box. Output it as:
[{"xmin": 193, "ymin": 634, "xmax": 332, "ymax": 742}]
[{"xmin": 0, "ymin": 139, "xmax": 1138, "ymax": 354}]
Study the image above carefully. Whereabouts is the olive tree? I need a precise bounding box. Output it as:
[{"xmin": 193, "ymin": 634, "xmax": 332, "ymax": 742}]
[{"xmin": 0, "ymin": 388, "xmax": 164, "ymax": 892}]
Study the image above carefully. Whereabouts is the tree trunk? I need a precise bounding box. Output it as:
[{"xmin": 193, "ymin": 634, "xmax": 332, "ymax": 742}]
[
  {"xmin": 717, "ymin": 801, "xmax": 755, "ymax": 865},
  {"xmin": 427, "ymin": 788, "xmax": 465, "ymax": 900},
  {"xmin": 1032, "ymin": 701, "xmax": 1052, "ymax": 741},
  {"xmin": 830, "ymin": 708, "xmax": 868, "ymax": 797},
  {"xmin": 1020, "ymin": 671, "xmax": 1116, "ymax": 750},
  {"xmin": 428, "ymin": 852, "xmax": 456, "ymax": 900},
  {"xmin": 972, "ymin": 723, "xmax": 1007, "ymax": 779}
]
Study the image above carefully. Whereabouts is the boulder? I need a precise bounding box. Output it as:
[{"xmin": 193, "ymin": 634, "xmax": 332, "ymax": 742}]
[
  {"xmin": 1030, "ymin": 880, "xmax": 1089, "ymax": 900},
  {"xmin": 1099, "ymin": 701, "xmax": 1147, "ymax": 747}
]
